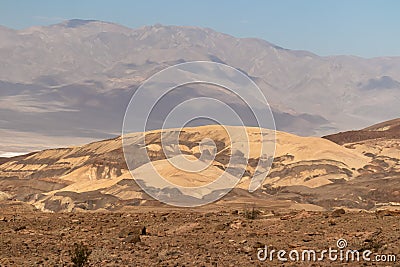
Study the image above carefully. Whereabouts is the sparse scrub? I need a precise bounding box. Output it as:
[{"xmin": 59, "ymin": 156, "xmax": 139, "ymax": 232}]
[
  {"xmin": 70, "ymin": 242, "xmax": 92, "ymax": 267},
  {"xmin": 243, "ymin": 206, "xmax": 261, "ymax": 220}
]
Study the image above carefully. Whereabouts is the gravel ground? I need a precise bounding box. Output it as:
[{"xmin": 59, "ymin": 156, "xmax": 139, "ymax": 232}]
[{"xmin": 1, "ymin": 201, "xmax": 400, "ymax": 266}]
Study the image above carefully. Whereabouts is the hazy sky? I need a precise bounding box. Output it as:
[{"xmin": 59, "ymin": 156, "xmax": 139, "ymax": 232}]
[{"xmin": 1, "ymin": 0, "xmax": 399, "ymax": 58}]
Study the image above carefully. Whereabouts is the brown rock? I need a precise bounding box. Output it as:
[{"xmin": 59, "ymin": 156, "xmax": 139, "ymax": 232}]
[
  {"xmin": 14, "ymin": 225, "xmax": 26, "ymax": 232},
  {"xmin": 331, "ymin": 208, "xmax": 346, "ymax": 217},
  {"xmin": 242, "ymin": 246, "xmax": 252, "ymax": 254},
  {"xmin": 118, "ymin": 226, "xmax": 146, "ymax": 238},
  {"xmin": 123, "ymin": 234, "xmax": 141, "ymax": 244},
  {"xmin": 328, "ymin": 219, "xmax": 337, "ymax": 226}
]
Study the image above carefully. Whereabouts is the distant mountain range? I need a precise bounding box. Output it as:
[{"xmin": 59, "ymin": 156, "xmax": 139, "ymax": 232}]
[{"xmin": 0, "ymin": 19, "xmax": 399, "ymax": 155}]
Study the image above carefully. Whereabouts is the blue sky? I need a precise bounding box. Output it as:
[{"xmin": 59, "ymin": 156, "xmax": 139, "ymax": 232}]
[{"xmin": 1, "ymin": 0, "xmax": 399, "ymax": 58}]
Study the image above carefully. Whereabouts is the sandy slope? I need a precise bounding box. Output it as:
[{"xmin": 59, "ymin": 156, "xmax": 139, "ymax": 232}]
[{"xmin": 0, "ymin": 124, "xmax": 395, "ymax": 211}]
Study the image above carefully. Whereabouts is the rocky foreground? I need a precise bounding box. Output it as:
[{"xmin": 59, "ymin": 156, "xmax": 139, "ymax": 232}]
[{"xmin": 1, "ymin": 201, "xmax": 399, "ymax": 266}]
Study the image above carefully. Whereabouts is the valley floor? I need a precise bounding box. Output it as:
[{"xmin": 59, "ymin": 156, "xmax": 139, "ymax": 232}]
[{"xmin": 0, "ymin": 201, "xmax": 399, "ymax": 266}]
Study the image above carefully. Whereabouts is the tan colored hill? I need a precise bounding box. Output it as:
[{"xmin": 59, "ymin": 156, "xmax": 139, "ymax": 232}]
[
  {"xmin": 0, "ymin": 123, "xmax": 398, "ymax": 212},
  {"xmin": 323, "ymin": 118, "xmax": 400, "ymax": 181}
]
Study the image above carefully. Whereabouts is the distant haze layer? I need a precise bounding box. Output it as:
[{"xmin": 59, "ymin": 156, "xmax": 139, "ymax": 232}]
[{"xmin": 0, "ymin": 19, "xmax": 399, "ymax": 154}]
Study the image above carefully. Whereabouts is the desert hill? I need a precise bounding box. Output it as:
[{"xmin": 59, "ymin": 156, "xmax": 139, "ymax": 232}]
[
  {"xmin": 323, "ymin": 118, "xmax": 400, "ymax": 145},
  {"xmin": 0, "ymin": 121, "xmax": 399, "ymax": 212}
]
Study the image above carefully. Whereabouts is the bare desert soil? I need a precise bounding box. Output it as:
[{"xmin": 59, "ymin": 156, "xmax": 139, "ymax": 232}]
[{"xmin": 1, "ymin": 201, "xmax": 400, "ymax": 266}]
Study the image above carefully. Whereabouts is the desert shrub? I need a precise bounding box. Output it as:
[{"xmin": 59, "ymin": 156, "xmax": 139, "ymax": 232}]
[
  {"xmin": 70, "ymin": 242, "xmax": 92, "ymax": 267},
  {"xmin": 244, "ymin": 206, "xmax": 261, "ymax": 220}
]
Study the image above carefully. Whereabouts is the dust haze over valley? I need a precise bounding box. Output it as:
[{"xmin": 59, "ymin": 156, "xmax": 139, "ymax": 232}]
[{"xmin": 0, "ymin": 19, "xmax": 399, "ymax": 155}]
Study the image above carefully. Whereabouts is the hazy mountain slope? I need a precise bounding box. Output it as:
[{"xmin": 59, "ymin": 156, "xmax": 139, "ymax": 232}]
[
  {"xmin": 0, "ymin": 19, "xmax": 399, "ymax": 154},
  {"xmin": 0, "ymin": 78, "xmax": 327, "ymax": 156}
]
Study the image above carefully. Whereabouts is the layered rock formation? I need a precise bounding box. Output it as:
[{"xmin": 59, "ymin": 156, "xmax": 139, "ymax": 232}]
[{"xmin": 0, "ymin": 120, "xmax": 399, "ymax": 211}]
